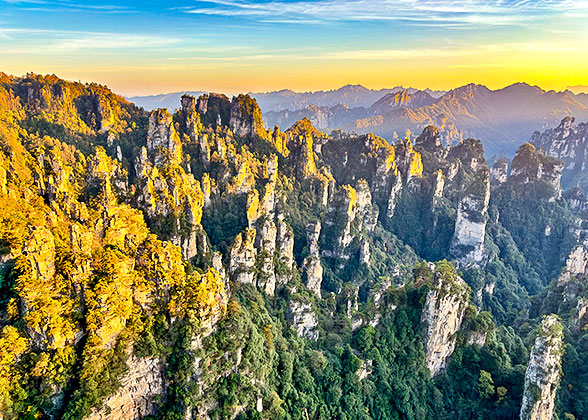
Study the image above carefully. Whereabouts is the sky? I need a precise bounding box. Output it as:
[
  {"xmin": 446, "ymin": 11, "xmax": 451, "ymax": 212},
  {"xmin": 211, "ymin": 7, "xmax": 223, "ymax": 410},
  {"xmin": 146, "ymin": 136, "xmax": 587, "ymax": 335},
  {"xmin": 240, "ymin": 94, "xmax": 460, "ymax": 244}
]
[{"xmin": 1, "ymin": 0, "xmax": 588, "ymax": 96}]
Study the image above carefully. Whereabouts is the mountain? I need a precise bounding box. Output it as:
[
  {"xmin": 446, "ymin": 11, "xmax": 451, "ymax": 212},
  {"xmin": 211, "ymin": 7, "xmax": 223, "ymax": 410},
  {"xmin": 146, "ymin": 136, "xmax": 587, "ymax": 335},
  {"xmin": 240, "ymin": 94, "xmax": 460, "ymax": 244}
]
[
  {"xmin": 128, "ymin": 84, "xmax": 447, "ymax": 113},
  {"xmin": 127, "ymin": 90, "xmax": 206, "ymax": 111},
  {"xmin": 368, "ymin": 89, "xmax": 436, "ymax": 114},
  {"xmin": 1, "ymin": 73, "xmax": 588, "ymax": 420},
  {"xmin": 531, "ymin": 116, "xmax": 588, "ymax": 191},
  {"xmin": 265, "ymin": 82, "xmax": 588, "ymax": 157},
  {"xmin": 251, "ymin": 84, "xmax": 445, "ymax": 111}
]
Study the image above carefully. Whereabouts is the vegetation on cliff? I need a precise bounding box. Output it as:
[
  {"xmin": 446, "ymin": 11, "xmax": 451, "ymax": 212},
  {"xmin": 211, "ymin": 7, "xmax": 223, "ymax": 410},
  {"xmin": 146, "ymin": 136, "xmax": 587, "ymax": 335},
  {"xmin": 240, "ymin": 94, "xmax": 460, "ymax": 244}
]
[{"xmin": 0, "ymin": 73, "xmax": 587, "ymax": 420}]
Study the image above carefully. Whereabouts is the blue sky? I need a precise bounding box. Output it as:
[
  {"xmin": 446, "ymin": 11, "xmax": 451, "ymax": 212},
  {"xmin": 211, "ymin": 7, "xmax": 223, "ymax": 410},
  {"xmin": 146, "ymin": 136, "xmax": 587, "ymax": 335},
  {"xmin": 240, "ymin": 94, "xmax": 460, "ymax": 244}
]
[{"xmin": 1, "ymin": 0, "xmax": 588, "ymax": 95}]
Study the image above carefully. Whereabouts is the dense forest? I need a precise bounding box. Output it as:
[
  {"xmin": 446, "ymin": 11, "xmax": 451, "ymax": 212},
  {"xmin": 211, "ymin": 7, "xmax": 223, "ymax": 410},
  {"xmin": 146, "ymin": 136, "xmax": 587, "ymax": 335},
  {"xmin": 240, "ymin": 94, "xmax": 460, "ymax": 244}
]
[{"xmin": 0, "ymin": 73, "xmax": 587, "ymax": 420}]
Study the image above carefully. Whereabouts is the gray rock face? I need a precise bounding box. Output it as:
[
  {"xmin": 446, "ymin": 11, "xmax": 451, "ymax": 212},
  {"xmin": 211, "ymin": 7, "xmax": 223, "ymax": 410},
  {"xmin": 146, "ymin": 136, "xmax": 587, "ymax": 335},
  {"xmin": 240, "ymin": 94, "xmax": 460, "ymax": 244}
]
[
  {"xmin": 288, "ymin": 300, "xmax": 319, "ymax": 341},
  {"xmin": 255, "ymin": 218, "xmax": 277, "ymax": 296},
  {"xmin": 557, "ymin": 245, "xmax": 588, "ymax": 285},
  {"xmin": 520, "ymin": 315, "xmax": 564, "ymax": 420},
  {"xmin": 450, "ymin": 168, "xmax": 491, "ymax": 266},
  {"xmin": 491, "ymin": 158, "xmax": 509, "ymax": 184},
  {"xmin": 229, "ymin": 95, "xmax": 265, "ymax": 138},
  {"xmin": 322, "ymin": 182, "xmax": 377, "ymax": 262},
  {"xmin": 509, "ymin": 143, "xmax": 564, "ymax": 201},
  {"xmin": 147, "ymin": 108, "xmax": 182, "ymax": 162},
  {"xmin": 180, "ymin": 94, "xmax": 200, "ymax": 141},
  {"xmin": 85, "ymin": 354, "xmax": 165, "ymax": 420},
  {"xmin": 276, "ymin": 218, "xmax": 295, "ymax": 286},
  {"xmin": 229, "ymin": 229, "xmax": 257, "ymax": 285},
  {"xmin": 304, "ymin": 221, "xmax": 323, "ymax": 296},
  {"xmin": 531, "ymin": 117, "xmax": 588, "ymax": 191},
  {"xmin": 466, "ymin": 331, "xmax": 487, "ymax": 346},
  {"xmin": 421, "ymin": 264, "xmax": 470, "ymax": 376}
]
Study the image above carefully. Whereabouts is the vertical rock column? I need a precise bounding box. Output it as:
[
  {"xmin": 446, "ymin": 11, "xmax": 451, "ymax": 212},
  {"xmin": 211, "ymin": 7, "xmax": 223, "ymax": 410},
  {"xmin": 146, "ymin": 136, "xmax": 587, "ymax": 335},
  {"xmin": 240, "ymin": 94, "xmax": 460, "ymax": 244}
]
[
  {"xmin": 421, "ymin": 262, "xmax": 470, "ymax": 376},
  {"xmin": 520, "ymin": 315, "xmax": 564, "ymax": 420},
  {"xmin": 449, "ymin": 168, "xmax": 490, "ymax": 267}
]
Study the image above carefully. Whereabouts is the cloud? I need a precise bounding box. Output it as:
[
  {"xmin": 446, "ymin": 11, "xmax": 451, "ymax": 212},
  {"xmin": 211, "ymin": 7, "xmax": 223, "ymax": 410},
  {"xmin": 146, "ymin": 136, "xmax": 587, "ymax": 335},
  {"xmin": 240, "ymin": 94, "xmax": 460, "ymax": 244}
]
[
  {"xmin": 0, "ymin": 28, "xmax": 180, "ymax": 53},
  {"xmin": 183, "ymin": 0, "xmax": 588, "ymax": 26},
  {"xmin": 0, "ymin": 0, "xmax": 129, "ymax": 11}
]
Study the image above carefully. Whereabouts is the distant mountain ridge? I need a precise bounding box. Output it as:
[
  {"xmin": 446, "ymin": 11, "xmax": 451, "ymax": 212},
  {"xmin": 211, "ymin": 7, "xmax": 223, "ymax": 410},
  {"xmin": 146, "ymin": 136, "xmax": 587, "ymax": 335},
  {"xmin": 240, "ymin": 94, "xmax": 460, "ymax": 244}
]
[
  {"xmin": 127, "ymin": 84, "xmax": 446, "ymax": 112},
  {"xmin": 264, "ymin": 83, "xmax": 588, "ymax": 156},
  {"xmin": 127, "ymin": 90, "xmax": 206, "ymax": 111},
  {"xmin": 128, "ymin": 82, "xmax": 588, "ymax": 157}
]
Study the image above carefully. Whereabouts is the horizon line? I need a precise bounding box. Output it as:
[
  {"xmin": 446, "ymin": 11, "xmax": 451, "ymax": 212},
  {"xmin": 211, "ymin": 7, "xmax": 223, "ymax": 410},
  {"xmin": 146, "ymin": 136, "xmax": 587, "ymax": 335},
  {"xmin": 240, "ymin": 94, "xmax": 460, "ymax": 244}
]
[{"xmin": 3, "ymin": 71, "xmax": 587, "ymax": 98}]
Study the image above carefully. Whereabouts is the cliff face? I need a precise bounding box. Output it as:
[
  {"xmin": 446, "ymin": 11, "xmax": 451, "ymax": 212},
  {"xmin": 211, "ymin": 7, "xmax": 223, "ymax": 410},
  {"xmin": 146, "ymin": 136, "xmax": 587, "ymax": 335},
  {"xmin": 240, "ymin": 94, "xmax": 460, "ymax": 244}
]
[
  {"xmin": 4, "ymin": 74, "xmax": 588, "ymax": 420},
  {"xmin": 491, "ymin": 158, "xmax": 509, "ymax": 184},
  {"xmin": 520, "ymin": 315, "xmax": 564, "ymax": 420},
  {"xmin": 509, "ymin": 143, "xmax": 563, "ymax": 201},
  {"xmin": 421, "ymin": 262, "xmax": 470, "ymax": 376},
  {"xmin": 449, "ymin": 166, "xmax": 490, "ymax": 266},
  {"xmin": 531, "ymin": 117, "xmax": 588, "ymax": 191},
  {"xmin": 229, "ymin": 94, "xmax": 267, "ymax": 139},
  {"xmin": 85, "ymin": 355, "xmax": 165, "ymax": 420}
]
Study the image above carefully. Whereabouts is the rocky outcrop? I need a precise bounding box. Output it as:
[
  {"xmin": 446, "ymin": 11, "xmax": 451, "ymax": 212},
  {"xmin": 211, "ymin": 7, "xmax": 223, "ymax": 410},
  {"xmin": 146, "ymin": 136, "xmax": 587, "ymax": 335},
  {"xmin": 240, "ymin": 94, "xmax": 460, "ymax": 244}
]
[
  {"xmin": 229, "ymin": 94, "xmax": 267, "ymax": 138},
  {"xmin": 304, "ymin": 221, "xmax": 323, "ymax": 296},
  {"xmin": 449, "ymin": 167, "xmax": 490, "ymax": 266},
  {"xmin": 180, "ymin": 94, "xmax": 201, "ymax": 141},
  {"xmin": 147, "ymin": 108, "xmax": 182, "ymax": 164},
  {"xmin": 229, "ymin": 229, "xmax": 257, "ymax": 285},
  {"xmin": 491, "ymin": 158, "xmax": 509, "ymax": 184},
  {"xmin": 557, "ymin": 245, "xmax": 588, "ymax": 285},
  {"xmin": 286, "ymin": 118, "xmax": 321, "ymax": 179},
  {"xmin": 466, "ymin": 331, "xmax": 487, "ymax": 347},
  {"xmin": 275, "ymin": 217, "xmax": 295, "ymax": 286},
  {"xmin": 322, "ymin": 182, "xmax": 377, "ymax": 262},
  {"xmin": 255, "ymin": 217, "xmax": 278, "ymax": 296},
  {"xmin": 531, "ymin": 117, "xmax": 588, "ymax": 191},
  {"xmin": 85, "ymin": 355, "xmax": 165, "ymax": 420},
  {"xmin": 395, "ymin": 137, "xmax": 423, "ymax": 181},
  {"xmin": 196, "ymin": 93, "xmax": 231, "ymax": 127},
  {"xmin": 421, "ymin": 262, "xmax": 470, "ymax": 376},
  {"xmin": 509, "ymin": 143, "xmax": 563, "ymax": 201},
  {"xmin": 520, "ymin": 315, "xmax": 564, "ymax": 420},
  {"xmin": 288, "ymin": 299, "xmax": 319, "ymax": 341}
]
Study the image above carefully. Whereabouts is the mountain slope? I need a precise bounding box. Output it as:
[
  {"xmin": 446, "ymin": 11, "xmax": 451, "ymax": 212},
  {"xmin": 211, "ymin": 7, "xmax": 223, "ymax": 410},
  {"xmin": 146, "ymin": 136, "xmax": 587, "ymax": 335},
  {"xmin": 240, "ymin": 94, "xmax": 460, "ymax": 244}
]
[{"xmin": 1, "ymin": 73, "xmax": 587, "ymax": 420}]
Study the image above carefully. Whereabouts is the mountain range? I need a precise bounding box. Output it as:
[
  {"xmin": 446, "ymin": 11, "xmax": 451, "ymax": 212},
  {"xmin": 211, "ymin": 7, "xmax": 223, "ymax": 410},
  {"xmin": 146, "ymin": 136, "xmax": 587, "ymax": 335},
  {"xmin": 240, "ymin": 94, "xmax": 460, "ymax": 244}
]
[
  {"xmin": 128, "ymin": 84, "xmax": 446, "ymax": 113},
  {"xmin": 130, "ymin": 83, "xmax": 588, "ymax": 157},
  {"xmin": 2, "ymin": 73, "xmax": 588, "ymax": 420}
]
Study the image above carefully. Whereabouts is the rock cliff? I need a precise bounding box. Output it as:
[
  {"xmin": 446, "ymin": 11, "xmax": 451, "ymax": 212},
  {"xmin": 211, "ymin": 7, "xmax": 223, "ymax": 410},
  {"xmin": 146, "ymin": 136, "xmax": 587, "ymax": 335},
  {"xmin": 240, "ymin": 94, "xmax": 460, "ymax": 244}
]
[
  {"xmin": 509, "ymin": 143, "xmax": 563, "ymax": 201},
  {"xmin": 531, "ymin": 117, "xmax": 588, "ymax": 191},
  {"xmin": 421, "ymin": 262, "xmax": 470, "ymax": 376},
  {"xmin": 520, "ymin": 315, "xmax": 564, "ymax": 420}
]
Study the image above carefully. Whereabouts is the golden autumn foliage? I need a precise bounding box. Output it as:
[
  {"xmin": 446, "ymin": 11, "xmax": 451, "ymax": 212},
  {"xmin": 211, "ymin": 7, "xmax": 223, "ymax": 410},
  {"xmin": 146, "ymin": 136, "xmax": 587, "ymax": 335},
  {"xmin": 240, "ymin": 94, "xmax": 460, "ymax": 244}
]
[
  {"xmin": 169, "ymin": 268, "xmax": 227, "ymax": 325},
  {"xmin": 0, "ymin": 74, "xmax": 229, "ymax": 418}
]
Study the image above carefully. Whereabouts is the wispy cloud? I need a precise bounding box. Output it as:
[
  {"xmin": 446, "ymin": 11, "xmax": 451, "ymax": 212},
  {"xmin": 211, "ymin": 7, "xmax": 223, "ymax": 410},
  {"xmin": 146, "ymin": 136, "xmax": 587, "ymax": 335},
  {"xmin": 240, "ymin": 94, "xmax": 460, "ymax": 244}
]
[
  {"xmin": 0, "ymin": 28, "xmax": 180, "ymax": 53},
  {"xmin": 1, "ymin": 0, "xmax": 128, "ymax": 9},
  {"xmin": 182, "ymin": 0, "xmax": 588, "ymax": 26}
]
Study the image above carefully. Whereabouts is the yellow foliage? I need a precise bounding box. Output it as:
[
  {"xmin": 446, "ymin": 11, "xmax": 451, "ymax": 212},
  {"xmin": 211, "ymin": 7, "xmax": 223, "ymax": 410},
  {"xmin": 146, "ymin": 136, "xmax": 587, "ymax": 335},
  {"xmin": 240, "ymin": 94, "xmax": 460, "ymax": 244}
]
[
  {"xmin": 0, "ymin": 326, "xmax": 28, "ymax": 412},
  {"xmin": 169, "ymin": 268, "xmax": 227, "ymax": 325},
  {"xmin": 247, "ymin": 189, "xmax": 260, "ymax": 226},
  {"xmin": 409, "ymin": 151, "xmax": 423, "ymax": 177}
]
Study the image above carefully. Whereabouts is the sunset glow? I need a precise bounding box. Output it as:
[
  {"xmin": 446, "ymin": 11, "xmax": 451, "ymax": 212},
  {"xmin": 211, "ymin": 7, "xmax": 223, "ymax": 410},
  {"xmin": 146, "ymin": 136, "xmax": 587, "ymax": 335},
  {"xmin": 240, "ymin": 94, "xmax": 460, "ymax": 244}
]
[{"xmin": 2, "ymin": 0, "xmax": 588, "ymax": 95}]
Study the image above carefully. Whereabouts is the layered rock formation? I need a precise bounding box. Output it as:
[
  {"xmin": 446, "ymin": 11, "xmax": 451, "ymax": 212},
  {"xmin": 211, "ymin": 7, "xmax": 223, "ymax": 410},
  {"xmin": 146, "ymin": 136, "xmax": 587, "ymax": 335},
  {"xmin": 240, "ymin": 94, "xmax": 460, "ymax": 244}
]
[
  {"xmin": 86, "ymin": 355, "xmax": 165, "ymax": 420},
  {"xmin": 520, "ymin": 315, "xmax": 564, "ymax": 420},
  {"xmin": 509, "ymin": 143, "xmax": 563, "ymax": 201},
  {"xmin": 491, "ymin": 157, "xmax": 509, "ymax": 184},
  {"xmin": 288, "ymin": 299, "xmax": 319, "ymax": 341},
  {"xmin": 449, "ymin": 167, "xmax": 491, "ymax": 266},
  {"xmin": 531, "ymin": 117, "xmax": 588, "ymax": 191},
  {"xmin": 303, "ymin": 221, "xmax": 323, "ymax": 296},
  {"xmin": 421, "ymin": 262, "xmax": 470, "ymax": 376}
]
